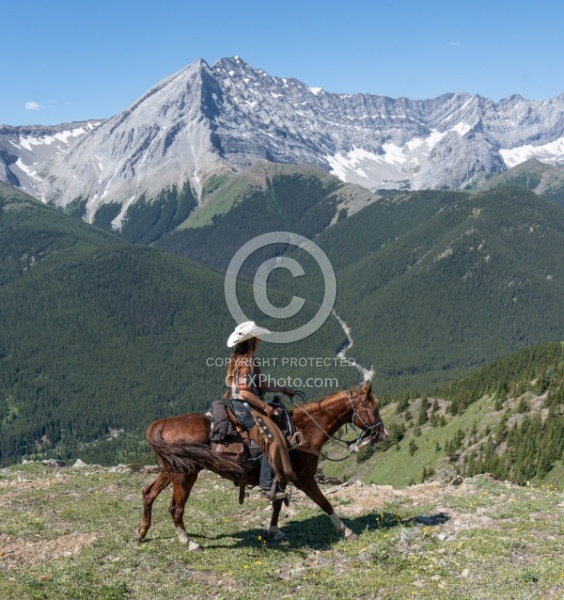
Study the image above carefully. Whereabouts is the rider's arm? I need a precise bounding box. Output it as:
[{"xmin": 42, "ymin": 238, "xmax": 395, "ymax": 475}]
[
  {"xmin": 238, "ymin": 389, "xmax": 274, "ymax": 415},
  {"xmin": 264, "ymin": 383, "xmax": 296, "ymax": 398}
]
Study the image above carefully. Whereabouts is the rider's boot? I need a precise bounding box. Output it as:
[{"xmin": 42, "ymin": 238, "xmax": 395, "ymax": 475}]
[{"xmin": 259, "ymin": 456, "xmax": 289, "ymax": 502}]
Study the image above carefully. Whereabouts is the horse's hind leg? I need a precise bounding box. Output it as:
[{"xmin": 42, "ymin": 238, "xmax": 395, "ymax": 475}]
[
  {"xmin": 138, "ymin": 470, "xmax": 171, "ymax": 541},
  {"xmin": 268, "ymin": 499, "xmax": 288, "ymax": 541},
  {"xmin": 169, "ymin": 470, "xmax": 201, "ymax": 550}
]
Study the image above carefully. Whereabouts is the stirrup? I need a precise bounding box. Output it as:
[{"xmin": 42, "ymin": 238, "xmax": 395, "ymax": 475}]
[
  {"xmin": 263, "ymin": 480, "xmax": 289, "ymax": 503},
  {"xmin": 289, "ymin": 431, "xmax": 305, "ymax": 448},
  {"xmin": 261, "ymin": 488, "xmax": 288, "ymax": 502}
]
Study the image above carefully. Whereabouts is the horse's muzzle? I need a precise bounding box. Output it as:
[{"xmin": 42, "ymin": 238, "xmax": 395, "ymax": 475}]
[{"xmin": 369, "ymin": 421, "xmax": 388, "ymax": 444}]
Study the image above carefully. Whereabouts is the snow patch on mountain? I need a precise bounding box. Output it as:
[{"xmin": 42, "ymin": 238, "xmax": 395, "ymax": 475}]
[
  {"xmin": 500, "ymin": 136, "xmax": 564, "ymax": 168},
  {"xmin": 14, "ymin": 158, "xmax": 38, "ymax": 180},
  {"xmin": 326, "ymin": 130, "xmax": 452, "ymax": 189},
  {"xmin": 15, "ymin": 124, "xmax": 98, "ymax": 152}
]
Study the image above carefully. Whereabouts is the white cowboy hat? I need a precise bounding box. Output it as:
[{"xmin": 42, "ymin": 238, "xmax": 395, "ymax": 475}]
[{"xmin": 227, "ymin": 321, "xmax": 271, "ymax": 347}]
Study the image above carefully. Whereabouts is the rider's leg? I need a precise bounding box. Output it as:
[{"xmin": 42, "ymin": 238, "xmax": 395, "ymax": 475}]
[
  {"xmin": 259, "ymin": 454, "xmax": 288, "ymax": 501},
  {"xmin": 259, "ymin": 454, "xmax": 274, "ymax": 490},
  {"xmin": 232, "ymin": 401, "xmax": 290, "ymax": 501}
]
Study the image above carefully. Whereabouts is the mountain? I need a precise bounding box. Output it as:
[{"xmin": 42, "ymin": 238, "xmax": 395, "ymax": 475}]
[{"xmin": 2, "ymin": 57, "xmax": 564, "ymax": 242}]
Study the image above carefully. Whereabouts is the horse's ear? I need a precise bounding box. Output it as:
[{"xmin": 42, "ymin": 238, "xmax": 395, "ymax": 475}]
[{"xmin": 361, "ymin": 380, "xmax": 372, "ymax": 395}]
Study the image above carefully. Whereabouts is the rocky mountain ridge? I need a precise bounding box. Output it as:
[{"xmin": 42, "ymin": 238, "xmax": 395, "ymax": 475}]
[{"xmin": 1, "ymin": 56, "xmax": 564, "ymax": 230}]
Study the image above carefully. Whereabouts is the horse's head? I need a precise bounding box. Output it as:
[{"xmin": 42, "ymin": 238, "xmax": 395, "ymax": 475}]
[{"xmin": 350, "ymin": 381, "xmax": 388, "ymax": 447}]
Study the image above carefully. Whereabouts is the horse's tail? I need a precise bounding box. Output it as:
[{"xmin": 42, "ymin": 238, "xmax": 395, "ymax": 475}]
[{"xmin": 146, "ymin": 427, "xmax": 247, "ymax": 480}]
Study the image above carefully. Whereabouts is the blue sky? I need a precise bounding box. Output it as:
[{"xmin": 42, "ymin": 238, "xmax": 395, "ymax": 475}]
[{"xmin": 2, "ymin": 0, "xmax": 563, "ymax": 126}]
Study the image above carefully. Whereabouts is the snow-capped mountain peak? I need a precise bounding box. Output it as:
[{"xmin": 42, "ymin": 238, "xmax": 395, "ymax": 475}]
[{"xmin": 1, "ymin": 56, "xmax": 564, "ymax": 228}]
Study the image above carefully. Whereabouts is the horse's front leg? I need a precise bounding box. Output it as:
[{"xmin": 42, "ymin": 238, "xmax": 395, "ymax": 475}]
[
  {"xmin": 294, "ymin": 454, "xmax": 358, "ymax": 541},
  {"xmin": 298, "ymin": 477, "xmax": 357, "ymax": 540},
  {"xmin": 138, "ymin": 470, "xmax": 171, "ymax": 541},
  {"xmin": 300, "ymin": 477, "xmax": 358, "ymax": 540},
  {"xmin": 169, "ymin": 470, "xmax": 202, "ymax": 551}
]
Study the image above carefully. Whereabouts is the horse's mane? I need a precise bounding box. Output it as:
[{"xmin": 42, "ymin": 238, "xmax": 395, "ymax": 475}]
[
  {"xmin": 290, "ymin": 382, "xmax": 375, "ymax": 430},
  {"xmin": 294, "ymin": 381, "xmax": 374, "ymax": 414},
  {"xmin": 295, "ymin": 388, "xmax": 350, "ymax": 414}
]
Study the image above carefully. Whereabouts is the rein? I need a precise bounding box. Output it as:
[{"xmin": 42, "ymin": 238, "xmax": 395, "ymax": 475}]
[{"xmin": 293, "ymin": 391, "xmax": 380, "ymax": 460}]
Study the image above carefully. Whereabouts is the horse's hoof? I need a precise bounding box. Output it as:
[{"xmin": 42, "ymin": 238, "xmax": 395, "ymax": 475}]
[
  {"xmin": 344, "ymin": 531, "xmax": 358, "ymax": 541},
  {"xmin": 269, "ymin": 528, "xmax": 288, "ymax": 542},
  {"xmin": 188, "ymin": 541, "xmax": 203, "ymax": 552},
  {"xmin": 137, "ymin": 530, "xmax": 147, "ymax": 543}
]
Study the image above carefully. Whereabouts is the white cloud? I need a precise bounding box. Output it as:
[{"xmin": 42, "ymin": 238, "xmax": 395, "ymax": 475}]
[
  {"xmin": 447, "ymin": 41, "xmax": 461, "ymax": 48},
  {"xmin": 25, "ymin": 101, "xmax": 44, "ymax": 111}
]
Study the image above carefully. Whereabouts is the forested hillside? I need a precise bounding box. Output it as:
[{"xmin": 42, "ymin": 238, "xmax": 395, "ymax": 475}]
[
  {"xmin": 324, "ymin": 340, "xmax": 564, "ymax": 489},
  {"xmin": 3, "ymin": 177, "xmax": 564, "ymax": 475},
  {"xmin": 155, "ymin": 164, "xmax": 373, "ymax": 276},
  {"xmin": 446, "ymin": 341, "xmax": 564, "ymax": 485},
  {"xmin": 155, "ymin": 176, "xmax": 564, "ymax": 396},
  {"xmin": 283, "ymin": 186, "xmax": 564, "ymax": 394},
  {"xmin": 0, "ymin": 185, "xmax": 348, "ymax": 466}
]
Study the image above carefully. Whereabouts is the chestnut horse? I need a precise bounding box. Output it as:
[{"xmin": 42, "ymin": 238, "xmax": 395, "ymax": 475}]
[{"xmin": 138, "ymin": 381, "xmax": 387, "ymax": 551}]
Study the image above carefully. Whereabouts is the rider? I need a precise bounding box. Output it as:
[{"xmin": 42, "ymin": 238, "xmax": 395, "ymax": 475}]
[{"xmin": 226, "ymin": 321, "xmax": 296, "ymax": 501}]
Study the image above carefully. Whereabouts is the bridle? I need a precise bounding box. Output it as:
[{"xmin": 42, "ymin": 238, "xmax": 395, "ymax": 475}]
[
  {"xmin": 293, "ymin": 390, "xmax": 385, "ymax": 458},
  {"xmin": 347, "ymin": 392, "xmax": 385, "ymax": 452}
]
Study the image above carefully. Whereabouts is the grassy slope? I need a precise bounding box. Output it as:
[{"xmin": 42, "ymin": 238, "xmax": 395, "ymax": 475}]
[
  {"xmin": 179, "ymin": 163, "xmax": 375, "ymax": 230},
  {"xmin": 323, "ymin": 341, "xmax": 564, "ymax": 490},
  {"xmin": 181, "ymin": 172, "xmax": 252, "ymax": 229},
  {"xmin": 321, "ymin": 396, "xmax": 500, "ymax": 487},
  {"xmin": 476, "ymin": 159, "xmax": 564, "ymax": 208},
  {"xmin": 0, "ymin": 463, "xmax": 562, "ymax": 600}
]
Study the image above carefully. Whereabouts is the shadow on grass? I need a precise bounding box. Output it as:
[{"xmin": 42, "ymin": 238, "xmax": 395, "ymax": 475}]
[{"xmin": 198, "ymin": 510, "xmax": 450, "ymax": 552}]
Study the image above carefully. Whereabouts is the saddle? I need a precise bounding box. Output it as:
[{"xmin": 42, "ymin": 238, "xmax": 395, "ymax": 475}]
[{"xmin": 206, "ymin": 398, "xmax": 304, "ymax": 463}]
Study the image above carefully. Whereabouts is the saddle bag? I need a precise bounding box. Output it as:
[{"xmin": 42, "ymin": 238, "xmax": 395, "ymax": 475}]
[
  {"xmin": 207, "ymin": 400, "xmax": 237, "ymax": 443},
  {"xmin": 206, "ymin": 400, "xmax": 255, "ymax": 461}
]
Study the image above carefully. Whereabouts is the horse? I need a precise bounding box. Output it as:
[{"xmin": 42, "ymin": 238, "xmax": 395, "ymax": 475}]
[{"xmin": 138, "ymin": 380, "xmax": 388, "ymax": 551}]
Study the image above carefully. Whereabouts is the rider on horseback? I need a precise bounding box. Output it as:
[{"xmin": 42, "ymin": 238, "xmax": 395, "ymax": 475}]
[{"xmin": 226, "ymin": 321, "xmax": 296, "ymax": 501}]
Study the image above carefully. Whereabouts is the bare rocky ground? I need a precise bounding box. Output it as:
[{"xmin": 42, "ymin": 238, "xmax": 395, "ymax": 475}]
[{"xmin": 0, "ymin": 532, "xmax": 98, "ymax": 570}]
